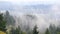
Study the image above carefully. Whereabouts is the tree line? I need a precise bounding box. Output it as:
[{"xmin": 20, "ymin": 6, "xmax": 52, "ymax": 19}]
[{"xmin": 0, "ymin": 11, "xmax": 60, "ymax": 34}]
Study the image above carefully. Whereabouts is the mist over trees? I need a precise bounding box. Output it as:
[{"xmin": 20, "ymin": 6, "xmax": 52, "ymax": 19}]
[
  {"xmin": 33, "ymin": 25, "xmax": 39, "ymax": 34},
  {"xmin": 45, "ymin": 28, "xmax": 50, "ymax": 34},
  {"xmin": 0, "ymin": 11, "xmax": 60, "ymax": 34},
  {"xmin": 0, "ymin": 13, "xmax": 7, "ymax": 34},
  {"xmin": 4, "ymin": 10, "xmax": 15, "ymax": 26}
]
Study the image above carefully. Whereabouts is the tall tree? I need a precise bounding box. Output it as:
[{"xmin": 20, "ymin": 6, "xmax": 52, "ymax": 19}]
[
  {"xmin": 0, "ymin": 13, "xmax": 6, "ymax": 32},
  {"xmin": 45, "ymin": 28, "xmax": 50, "ymax": 34},
  {"xmin": 10, "ymin": 26, "xmax": 23, "ymax": 34},
  {"xmin": 15, "ymin": 26, "xmax": 22, "ymax": 34},
  {"xmin": 49, "ymin": 24, "xmax": 57, "ymax": 34},
  {"xmin": 4, "ymin": 10, "xmax": 15, "ymax": 26},
  {"xmin": 33, "ymin": 25, "xmax": 39, "ymax": 34},
  {"xmin": 10, "ymin": 27, "xmax": 16, "ymax": 34}
]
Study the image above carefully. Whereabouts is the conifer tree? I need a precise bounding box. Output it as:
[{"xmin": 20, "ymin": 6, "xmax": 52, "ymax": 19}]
[
  {"xmin": 33, "ymin": 25, "xmax": 39, "ymax": 34},
  {"xmin": 45, "ymin": 28, "xmax": 50, "ymax": 34},
  {"xmin": 0, "ymin": 13, "xmax": 6, "ymax": 32}
]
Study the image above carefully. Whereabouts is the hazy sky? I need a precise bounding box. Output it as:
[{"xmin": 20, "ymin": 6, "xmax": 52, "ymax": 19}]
[
  {"xmin": 0, "ymin": 0, "xmax": 60, "ymax": 5},
  {"xmin": 0, "ymin": 0, "xmax": 60, "ymax": 31}
]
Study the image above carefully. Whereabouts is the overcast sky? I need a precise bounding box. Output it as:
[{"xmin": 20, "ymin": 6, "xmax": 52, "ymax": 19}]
[
  {"xmin": 0, "ymin": 0, "xmax": 60, "ymax": 5},
  {"xmin": 0, "ymin": 0, "xmax": 60, "ymax": 29}
]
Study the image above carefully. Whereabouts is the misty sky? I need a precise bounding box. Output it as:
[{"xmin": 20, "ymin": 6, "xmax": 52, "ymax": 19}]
[
  {"xmin": 0, "ymin": 0, "xmax": 60, "ymax": 17},
  {"xmin": 0, "ymin": 0, "xmax": 60, "ymax": 32},
  {"xmin": 0, "ymin": 0, "xmax": 60, "ymax": 5},
  {"xmin": 0, "ymin": 0, "xmax": 60, "ymax": 19}
]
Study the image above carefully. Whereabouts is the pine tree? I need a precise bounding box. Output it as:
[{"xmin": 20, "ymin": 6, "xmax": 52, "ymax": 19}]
[
  {"xmin": 4, "ymin": 10, "xmax": 15, "ymax": 26},
  {"xmin": 45, "ymin": 28, "xmax": 50, "ymax": 34},
  {"xmin": 33, "ymin": 25, "xmax": 39, "ymax": 34},
  {"xmin": 0, "ymin": 13, "xmax": 6, "ymax": 32},
  {"xmin": 10, "ymin": 26, "xmax": 23, "ymax": 34},
  {"xmin": 49, "ymin": 24, "xmax": 57, "ymax": 34},
  {"xmin": 15, "ymin": 26, "xmax": 22, "ymax": 34},
  {"xmin": 10, "ymin": 27, "xmax": 16, "ymax": 34}
]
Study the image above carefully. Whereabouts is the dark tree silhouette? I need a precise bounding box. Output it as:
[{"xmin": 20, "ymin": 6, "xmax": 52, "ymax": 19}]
[
  {"xmin": 0, "ymin": 13, "xmax": 6, "ymax": 32},
  {"xmin": 49, "ymin": 24, "xmax": 57, "ymax": 34},
  {"xmin": 33, "ymin": 25, "xmax": 39, "ymax": 34},
  {"xmin": 4, "ymin": 10, "xmax": 15, "ymax": 26},
  {"xmin": 45, "ymin": 28, "xmax": 50, "ymax": 34}
]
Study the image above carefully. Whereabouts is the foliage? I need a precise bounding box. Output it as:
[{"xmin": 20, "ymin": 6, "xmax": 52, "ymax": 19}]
[
  {"xmin": 45, "ymin": 28, "xmax": 50, "ymax": 34},
  {"xmin": 57, "ymin": 32, "xmax": 60, "ymax": 34},
  {"xmin": 22, "ymin": 32, "xmax": 26, "ymax": 34},
  {"xmin": 4, "ymin": 10, "xmax": 15, "ymax": 26},
  {"xmin": 49, "ymin": 24, "xmax": 57, "ymax": 34},
  {"xmin": 33, "ymin": 25, "xmax": 39, "ymax": 34},
  {"xmin": 10, "ymin": 26, "xmax": 24, "ymax": 34},
  {"xmin": 10, "ymin": 27, "xmax": 16, "ymax": 34},
  {"xmin": 0, "ymin": 13, "xmax": 6, "ymax": 32},
  {"xmin": 15, "ymin": 26, "xmax": 22, "ymax": 34}
]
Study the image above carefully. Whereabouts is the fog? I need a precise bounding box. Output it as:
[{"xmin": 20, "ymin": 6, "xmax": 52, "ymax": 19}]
[{"xmin": 1, "ymin": 3, "xmax": 60, "ymax": 34}]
